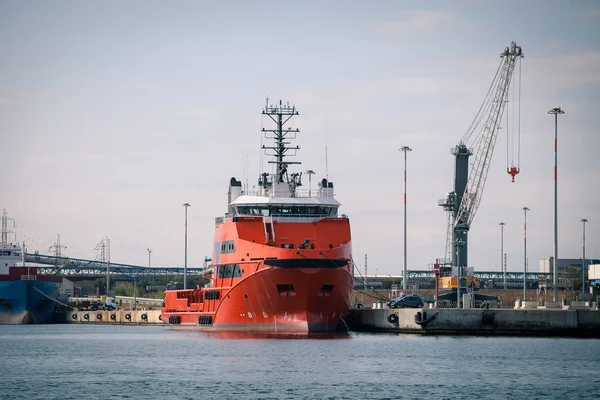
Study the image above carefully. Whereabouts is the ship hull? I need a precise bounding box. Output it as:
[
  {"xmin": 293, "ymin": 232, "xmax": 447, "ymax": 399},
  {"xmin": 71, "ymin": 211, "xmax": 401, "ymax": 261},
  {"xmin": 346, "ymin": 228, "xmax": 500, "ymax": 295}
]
[
  {"xmin": 0, "ymin": 280, "xmax": 60, "ymax": 324},
  {"xmin": 164, "ymin": 266, "xmax": 353, "ymax": 334}
]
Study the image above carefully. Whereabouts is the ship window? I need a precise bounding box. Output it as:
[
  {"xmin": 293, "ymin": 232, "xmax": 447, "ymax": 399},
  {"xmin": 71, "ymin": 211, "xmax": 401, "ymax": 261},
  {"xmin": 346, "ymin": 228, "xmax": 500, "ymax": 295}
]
[
  {"xmin": 270, "ymin": 206, "xmax": 282, "ymax": 216},
  {"xmin": 220, "ymin": 240, "xmax": 236, "ymax": 254},
  {"xmin": 292, "ymin": 206, "xmax": 305, "ymax": 215},
  {"xmin": 236, "ymin": 204, "xmax": 338, "ymax": 217},
  {"xmin": 218, "ymin": 264, "xmax": 242, "ymax": 279}
]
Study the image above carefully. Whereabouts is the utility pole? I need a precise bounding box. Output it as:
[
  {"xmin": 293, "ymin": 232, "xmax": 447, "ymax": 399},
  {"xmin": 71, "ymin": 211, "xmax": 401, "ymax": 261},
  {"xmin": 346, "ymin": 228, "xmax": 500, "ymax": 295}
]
[
  {"xmin": 364, "ymin": 253, "xmax": 367, "ymax": 291},
  {"xmin": 400, "ymin": 145, "xmax": 412, "ymax": 291},
  {"xmin": 183, "ymin": 203, "xmax": 191, "ymax": 290},
  {"xmin": 500, "ymin": 222, "xmax": 506, "ymax": 290},
  {"xmin": 582, "ymin": 218, "xmax": 588, "ymax": 294},
  {"xmin": 94, "ymin": 237, "xmax": 110, "ymax": 295},
  {"xmin": 548, "ymin": 107, "xmax": 564, "ymax": 302},
  {"xmin": 523, "ymin": 207, "xmax": 529, "ymax": 301}
]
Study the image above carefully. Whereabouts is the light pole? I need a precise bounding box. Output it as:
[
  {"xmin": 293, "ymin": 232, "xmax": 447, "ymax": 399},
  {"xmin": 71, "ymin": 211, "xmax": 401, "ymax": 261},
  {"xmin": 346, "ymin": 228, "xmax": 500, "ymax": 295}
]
[
  {"xmin": 183, "ymin": 203, "xmax": 191, "ymax": 290},
  {"xmin": 500, "ymin": 222, "xmax": 506, "ymax": 290},
  {"xmin": 582, "ymin": 218, "xmax": 588, "ymax": 294},
  {"xmin": 399, "ymin": 145, "xmax": 412, "ymax": 291},
  {"xmin": 523, "ymin": 207, "xmax": 529, "ymax": 301},
  {"xmin": 306, "ymin": 169, "xmax": 315, "ymax": 197},
  {"xmin": 548, "ymin": 107, "xmax": 564, "ymax": 302},
  {"xmin": 139, "ymin": 248, "xmax": 150, "ymax": 310}
]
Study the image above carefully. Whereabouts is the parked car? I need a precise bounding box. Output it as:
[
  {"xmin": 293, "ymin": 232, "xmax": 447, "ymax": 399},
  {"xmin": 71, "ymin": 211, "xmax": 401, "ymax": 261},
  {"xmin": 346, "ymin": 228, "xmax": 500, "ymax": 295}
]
[{"xmin": 387, "ymin": 295, "xmax": 424, "ymax": 309}]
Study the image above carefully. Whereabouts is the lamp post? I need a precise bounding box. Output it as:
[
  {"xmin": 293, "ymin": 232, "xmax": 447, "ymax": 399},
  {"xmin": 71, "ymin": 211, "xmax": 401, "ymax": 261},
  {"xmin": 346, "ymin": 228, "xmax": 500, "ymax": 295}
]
[
  {"xmin": 523, "ymin": 207, "xmax": 529, "ymax": 301},
  {"xmin": 548, "ymin": 107, "xmax": 564, "ymax": 302},
  {"xmin": 582, "ymin": 218, "xmax": 588, "ymax": 294},
  {"xmin": 139, "ymin": 248, "xmax": 149, "ymax": 310},
  {"xmin": 306, "ymin": 169, "xmax": 315, "ymax": 197},
  {"xmin": 183, "ymin": 203, "xmax": 191, "ymax": 290},
  {"xmin": 399, "ymin": 145, "xmax": 412, "ymax": 291},
  {"xmin": 500, "ymin": 222, "xmax": 506, "ymax": 290}
]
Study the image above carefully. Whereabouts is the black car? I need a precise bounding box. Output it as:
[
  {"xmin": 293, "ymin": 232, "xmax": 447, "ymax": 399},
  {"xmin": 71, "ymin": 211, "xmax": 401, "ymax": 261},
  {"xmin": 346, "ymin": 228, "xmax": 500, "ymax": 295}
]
[{"xmin": 387, "ymin": 295, "xmax": 424, "ymax": 309}]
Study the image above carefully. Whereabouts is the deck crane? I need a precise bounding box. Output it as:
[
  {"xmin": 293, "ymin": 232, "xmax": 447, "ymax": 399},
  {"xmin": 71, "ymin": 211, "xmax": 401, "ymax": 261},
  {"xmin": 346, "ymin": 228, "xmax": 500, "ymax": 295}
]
[{"xmin": 438, "ymin": 41, "xmax": 524, "ymax": 291}]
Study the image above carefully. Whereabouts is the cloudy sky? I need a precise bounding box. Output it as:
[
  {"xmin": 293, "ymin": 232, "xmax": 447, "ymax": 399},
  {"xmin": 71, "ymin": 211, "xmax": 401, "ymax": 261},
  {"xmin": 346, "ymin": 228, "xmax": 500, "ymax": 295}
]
[{"xmin": 1, "ymin": 1, "xmax": 599, "ymax": 275}]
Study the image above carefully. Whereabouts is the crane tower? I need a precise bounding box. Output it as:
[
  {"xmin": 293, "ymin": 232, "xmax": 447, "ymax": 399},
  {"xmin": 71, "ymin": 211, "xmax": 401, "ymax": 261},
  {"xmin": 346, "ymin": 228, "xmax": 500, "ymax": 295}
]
[{"xmin": 438, "ymin": 42, "xmax": 524, "ymax": 286}]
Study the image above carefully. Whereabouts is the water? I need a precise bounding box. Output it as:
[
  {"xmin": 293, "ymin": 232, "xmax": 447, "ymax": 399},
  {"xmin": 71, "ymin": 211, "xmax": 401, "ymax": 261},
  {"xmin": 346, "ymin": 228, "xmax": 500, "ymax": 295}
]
[{"xmin": 1, "ymin": 325, "xmax": 599, "ymax": 400}]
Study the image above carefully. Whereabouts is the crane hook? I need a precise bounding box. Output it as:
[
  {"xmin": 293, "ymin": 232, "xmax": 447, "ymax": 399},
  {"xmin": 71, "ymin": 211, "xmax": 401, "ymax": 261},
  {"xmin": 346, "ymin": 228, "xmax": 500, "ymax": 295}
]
[{"xmin": 507, "ymin": 167, "xmax": 520, "ymax": 183}]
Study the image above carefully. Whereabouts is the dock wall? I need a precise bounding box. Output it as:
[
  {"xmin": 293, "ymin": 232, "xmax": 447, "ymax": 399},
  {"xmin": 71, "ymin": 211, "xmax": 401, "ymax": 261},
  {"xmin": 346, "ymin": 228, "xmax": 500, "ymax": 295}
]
[
  {"xmin": 348, "ymin": 308, "xmax": 600, "ymax": 337},
  {"xmin": 58, "ymin": 310, "xmax": 164, "ymax": 325}
]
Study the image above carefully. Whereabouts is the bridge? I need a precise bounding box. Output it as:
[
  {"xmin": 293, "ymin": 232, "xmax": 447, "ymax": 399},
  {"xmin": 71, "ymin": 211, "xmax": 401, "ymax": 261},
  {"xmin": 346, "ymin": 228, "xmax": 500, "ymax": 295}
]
[
  {"xmin": 26, "ymin": 252, "xmax": 552, "ymax": 283},
  {"xmin": 26, "ymin": 253, "xmax": 208, "ymax": 282}
]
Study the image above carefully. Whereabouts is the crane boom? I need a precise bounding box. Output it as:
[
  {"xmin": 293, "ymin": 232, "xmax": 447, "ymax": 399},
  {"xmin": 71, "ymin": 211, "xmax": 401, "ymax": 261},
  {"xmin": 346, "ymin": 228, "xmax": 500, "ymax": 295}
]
[{"xmin": 455, "ymin": 41, "xmax": 524, "ymax": 229}]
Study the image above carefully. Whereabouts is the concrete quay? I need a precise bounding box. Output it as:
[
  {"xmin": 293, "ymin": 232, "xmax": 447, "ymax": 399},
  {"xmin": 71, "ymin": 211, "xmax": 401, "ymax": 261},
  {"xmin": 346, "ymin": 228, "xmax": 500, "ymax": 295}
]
[
  {"xmin": 57, "ymin": 310, "xmax": 164, "ymax": 325},
  {"xmin": 347, "ymin": 307, "xmax": 600, "ymax": 337}
]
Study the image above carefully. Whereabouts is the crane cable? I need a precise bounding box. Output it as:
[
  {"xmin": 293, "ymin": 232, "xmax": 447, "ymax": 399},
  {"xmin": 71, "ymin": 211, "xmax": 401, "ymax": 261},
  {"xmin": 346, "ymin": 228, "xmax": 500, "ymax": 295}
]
[
  {"xmin": 506, "ymin": 56, "xmax": 523, "ymax": 171},
  {"xmin": 512, "ymin": 60, "xmax": 516, "ymax": 167},
  {"xmin": 506, "ymin": 84, "xmax": 510, "ymax": 170},
  {"xmin": 461, "ymin": 58, "xmax": 504, "ymax": 145},
  {"xmin": 518, "ymin": 57, "xmax": 522, "ymax": 168}
]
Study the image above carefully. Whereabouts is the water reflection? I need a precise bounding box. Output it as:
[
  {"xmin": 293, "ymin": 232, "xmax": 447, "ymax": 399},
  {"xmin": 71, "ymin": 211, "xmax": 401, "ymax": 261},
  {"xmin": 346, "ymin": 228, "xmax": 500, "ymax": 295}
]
[{"xmin": 201, "ymin": 331, "xmax": 352, "ymax": 340}]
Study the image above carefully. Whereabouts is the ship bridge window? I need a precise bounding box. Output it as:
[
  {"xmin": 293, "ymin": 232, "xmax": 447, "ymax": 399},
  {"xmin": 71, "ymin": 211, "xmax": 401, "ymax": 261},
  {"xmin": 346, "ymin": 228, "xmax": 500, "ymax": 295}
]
[{"xmin": 235, "ymin": 205, "xmax": 338, "ymax": 217}]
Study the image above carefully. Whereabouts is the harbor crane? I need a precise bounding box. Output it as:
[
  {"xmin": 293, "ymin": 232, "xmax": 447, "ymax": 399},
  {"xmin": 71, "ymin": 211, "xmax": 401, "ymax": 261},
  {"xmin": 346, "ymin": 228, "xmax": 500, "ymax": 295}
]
[{"xmin": 438, "ymin": 41, "xmax": 524, "ymax": 291}]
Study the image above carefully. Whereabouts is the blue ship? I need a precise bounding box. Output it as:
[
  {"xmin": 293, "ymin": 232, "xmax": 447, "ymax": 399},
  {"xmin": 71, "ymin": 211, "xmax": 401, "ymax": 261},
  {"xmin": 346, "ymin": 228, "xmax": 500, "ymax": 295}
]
[
  {"xmin": 0, "ymin": 280, "xmax": 60, "ymax": 324},
  {"xmin": 0, "ymin": 210, "xmax": 61, "ymax": 324}
]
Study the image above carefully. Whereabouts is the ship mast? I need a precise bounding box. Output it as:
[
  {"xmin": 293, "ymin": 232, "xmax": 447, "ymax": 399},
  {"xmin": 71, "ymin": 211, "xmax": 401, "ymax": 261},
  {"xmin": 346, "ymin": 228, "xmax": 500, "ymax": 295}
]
[
  {"xmin": 1, "ymin": 209, "xmax": 7, "ymax": 245},
  {"xmin": 261, "ymin": 99, "xmax": 301, "ymax": 185},
  {"xmin": 1, "ymin": 209, "xmax": 15, "ymax": 246}
]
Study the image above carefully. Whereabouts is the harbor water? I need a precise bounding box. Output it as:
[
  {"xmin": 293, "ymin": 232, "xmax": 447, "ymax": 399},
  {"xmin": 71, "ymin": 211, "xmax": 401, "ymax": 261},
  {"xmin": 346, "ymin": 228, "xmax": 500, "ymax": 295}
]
[{"xmin": 1, "ymin": 325, "xmax": 599, "ymax": 400}]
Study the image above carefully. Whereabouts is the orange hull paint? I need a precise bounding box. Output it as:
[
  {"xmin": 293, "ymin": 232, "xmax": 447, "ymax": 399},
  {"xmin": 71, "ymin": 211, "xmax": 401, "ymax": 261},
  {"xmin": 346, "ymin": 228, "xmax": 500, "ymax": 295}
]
[{"xmin": 162, "ymin": 218, "xmax": 354, "ymax": 334}]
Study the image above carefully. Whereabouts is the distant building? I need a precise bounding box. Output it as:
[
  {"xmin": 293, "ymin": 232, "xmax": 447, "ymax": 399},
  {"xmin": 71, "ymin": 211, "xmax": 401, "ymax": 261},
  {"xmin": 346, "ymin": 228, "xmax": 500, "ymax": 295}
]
[{"xmin": 539, "ymin": 257, "xmax": 600, "ymax": 275}]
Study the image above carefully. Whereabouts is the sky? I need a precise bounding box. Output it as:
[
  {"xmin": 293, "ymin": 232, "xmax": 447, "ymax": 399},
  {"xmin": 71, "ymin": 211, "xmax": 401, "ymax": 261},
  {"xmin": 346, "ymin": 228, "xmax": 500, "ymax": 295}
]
[{"xmin": 1, "ymin": 1, "xmax": 599, "ymax": 275}]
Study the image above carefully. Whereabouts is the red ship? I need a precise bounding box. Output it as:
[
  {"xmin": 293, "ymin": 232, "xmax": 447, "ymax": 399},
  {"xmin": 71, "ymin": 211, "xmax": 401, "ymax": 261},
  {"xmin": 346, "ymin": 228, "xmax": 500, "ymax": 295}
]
[{"xmin": 162, "ymin": 100, "xmax": 353, "ymax": 333}]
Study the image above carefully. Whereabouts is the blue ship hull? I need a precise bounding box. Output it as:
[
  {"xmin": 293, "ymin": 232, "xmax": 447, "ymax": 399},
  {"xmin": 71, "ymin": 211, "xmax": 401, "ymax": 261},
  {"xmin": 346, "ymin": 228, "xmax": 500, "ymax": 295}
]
[{"xmin": 0, "ymin": 280, "xmax": 60, "ymax": 324}]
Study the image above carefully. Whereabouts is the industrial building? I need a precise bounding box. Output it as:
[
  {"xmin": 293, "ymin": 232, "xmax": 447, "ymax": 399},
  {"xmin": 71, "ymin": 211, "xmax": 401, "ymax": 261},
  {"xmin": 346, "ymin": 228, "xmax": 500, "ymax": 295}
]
[{"xmin": 539, "ymin": 258, "xmax": 600, "ymax": 275}]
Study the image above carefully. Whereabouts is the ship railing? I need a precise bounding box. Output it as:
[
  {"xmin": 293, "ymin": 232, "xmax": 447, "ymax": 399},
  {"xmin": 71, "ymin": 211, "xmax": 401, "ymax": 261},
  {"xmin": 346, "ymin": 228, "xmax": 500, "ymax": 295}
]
[
  {"xmin": 243, "ymin": 188, "xmax": 332, "ymax": 198},
  {"xmin": 264, "ymin": 215, "xmax": 339, "ymax": 223},
  {"xmin": 21, "ymin": 275, "xmax": 37, "ymax": 280},
  {"xmin": 216, "ymin": 214, "xmax": 345, "ymax": 225}
]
